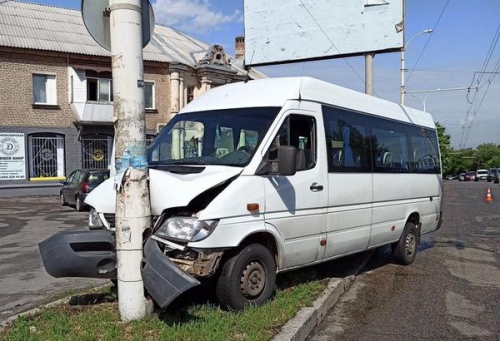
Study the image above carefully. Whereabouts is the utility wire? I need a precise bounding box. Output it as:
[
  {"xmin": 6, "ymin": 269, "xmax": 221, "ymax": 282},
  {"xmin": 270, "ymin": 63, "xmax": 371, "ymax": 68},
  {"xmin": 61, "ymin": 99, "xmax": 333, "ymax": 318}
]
[
  {"xmin": 460, "ymin": 26, "xmax": 500, "ymax": 148},
  {"xmin": 405, "ymin": 0, "xmax": 450, "ymax": 86},
  {"xmin": 463, "ymin": 59, "xmax": 500, "ymax": 147},
  {"xmin": 476, "ymin": 23, "xmax": 500, "ymax": 85},
  {"xmin": 298, "ymin": 0, "xmax": 373, "ymax": 95}
]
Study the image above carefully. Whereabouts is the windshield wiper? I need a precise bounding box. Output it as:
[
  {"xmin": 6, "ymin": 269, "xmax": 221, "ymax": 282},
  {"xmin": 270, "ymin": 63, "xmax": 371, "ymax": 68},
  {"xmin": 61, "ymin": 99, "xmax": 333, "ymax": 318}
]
[{"xmin": 165, "ymin": 160, "xmax": 208, "ymax": 165}]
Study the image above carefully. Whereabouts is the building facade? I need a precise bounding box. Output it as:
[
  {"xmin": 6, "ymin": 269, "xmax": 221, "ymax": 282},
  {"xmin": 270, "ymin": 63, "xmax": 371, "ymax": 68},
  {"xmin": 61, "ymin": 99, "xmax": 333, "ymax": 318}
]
[{"xmin": 0, "ymin": 1, "xmax": 259, "ymax": 196}]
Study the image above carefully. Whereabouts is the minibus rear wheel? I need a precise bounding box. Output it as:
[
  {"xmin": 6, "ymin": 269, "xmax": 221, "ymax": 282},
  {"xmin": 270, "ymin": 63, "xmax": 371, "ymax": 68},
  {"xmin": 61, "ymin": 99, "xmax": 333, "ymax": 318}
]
[
  {"xmin": 215, "ymin": 243, "xmax": 276, "ymax": 311},
  {"xmin": 392, "ymin": 221, "xmax": 418, "ymax": 265}
]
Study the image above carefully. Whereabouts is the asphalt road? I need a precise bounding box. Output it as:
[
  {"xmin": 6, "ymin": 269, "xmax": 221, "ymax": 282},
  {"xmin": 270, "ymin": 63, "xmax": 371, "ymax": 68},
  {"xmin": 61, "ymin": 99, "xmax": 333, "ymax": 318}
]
[
  {"xmin": 309, "ymin": 180, "xmax": 500, "ymax": 340},
  {"xmin": 0, "ymin": 196, "xmax": 105, "ymax": 323}
]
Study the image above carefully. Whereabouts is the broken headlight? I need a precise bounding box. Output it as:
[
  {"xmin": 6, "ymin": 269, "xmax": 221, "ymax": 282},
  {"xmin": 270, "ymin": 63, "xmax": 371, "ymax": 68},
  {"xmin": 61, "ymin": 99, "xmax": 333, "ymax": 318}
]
[{"xmin": 155, "ymin": 217, "xmax": 218, "ymax": 242}]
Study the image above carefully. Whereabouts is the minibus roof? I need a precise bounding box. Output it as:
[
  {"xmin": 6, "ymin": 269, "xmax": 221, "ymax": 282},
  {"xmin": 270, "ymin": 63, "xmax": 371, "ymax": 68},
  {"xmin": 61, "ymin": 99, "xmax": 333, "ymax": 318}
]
[{"xmin": 180, "ymin": 77, "xmax": 436, "ymax": 129}]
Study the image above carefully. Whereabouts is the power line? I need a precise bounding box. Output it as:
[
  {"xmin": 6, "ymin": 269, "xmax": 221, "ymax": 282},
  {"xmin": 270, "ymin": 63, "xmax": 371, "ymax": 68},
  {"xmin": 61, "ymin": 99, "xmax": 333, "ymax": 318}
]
[
  {"xmin": 405, "ymin": 0, "xmax": 450, "ymax": 86},
  {"xmin": 298, "ymin": 0, "xmax": 368, "ymax": 91},
  {"xmin": 460, "ymin": 26, "xmax": 500, "ymax": 148}
]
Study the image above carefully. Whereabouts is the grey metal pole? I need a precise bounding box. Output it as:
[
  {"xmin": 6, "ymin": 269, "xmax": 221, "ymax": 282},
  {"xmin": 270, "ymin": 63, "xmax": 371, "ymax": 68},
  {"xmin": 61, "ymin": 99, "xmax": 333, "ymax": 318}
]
[
  {"xmin": 109, "ymin": 0, "xmax": 152, "ymax": 321},
  {"xmin": 365, "ymin": 53, "xmax": 374, "ymax": 96}
]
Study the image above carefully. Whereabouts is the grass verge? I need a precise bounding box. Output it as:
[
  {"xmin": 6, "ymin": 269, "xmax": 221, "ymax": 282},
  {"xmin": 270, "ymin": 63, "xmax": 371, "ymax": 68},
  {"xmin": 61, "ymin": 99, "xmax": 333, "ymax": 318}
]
[{"xmin": 1, "ymin": 272, "xmax": 327, "ymax": 341}]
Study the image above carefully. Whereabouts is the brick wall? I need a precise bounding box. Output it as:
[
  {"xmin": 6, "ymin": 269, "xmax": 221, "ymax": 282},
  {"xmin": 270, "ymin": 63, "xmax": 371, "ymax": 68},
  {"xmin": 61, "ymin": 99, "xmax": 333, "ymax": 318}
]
[
  {"xmin": 0, "ymin": 51, "xmax": 75, "ymax": 128},
  {"xmin": 144, "ymin": 64, "xmax": 171, "ymax": 133}
]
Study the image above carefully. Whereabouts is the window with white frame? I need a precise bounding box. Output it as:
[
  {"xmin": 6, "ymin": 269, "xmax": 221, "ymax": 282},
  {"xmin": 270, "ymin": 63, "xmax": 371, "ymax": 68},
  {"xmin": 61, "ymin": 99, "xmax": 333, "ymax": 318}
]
[
  {"xmin": 33, "ymin": 74, "xmax": 57, "ymax": 105},
  {"xmin": 145, "ymin": 82, "xmax": 155, "ymax": 109},
  {"xmin": 87, "ymin": 78, "xmax": 113, "ymax": 102}
]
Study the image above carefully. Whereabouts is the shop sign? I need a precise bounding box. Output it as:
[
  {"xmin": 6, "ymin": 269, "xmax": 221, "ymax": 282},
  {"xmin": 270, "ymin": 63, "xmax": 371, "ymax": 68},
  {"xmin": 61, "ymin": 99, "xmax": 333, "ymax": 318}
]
[{"xmin": 0, "ymin": 133, "xmax": 26, "ymax": 180}]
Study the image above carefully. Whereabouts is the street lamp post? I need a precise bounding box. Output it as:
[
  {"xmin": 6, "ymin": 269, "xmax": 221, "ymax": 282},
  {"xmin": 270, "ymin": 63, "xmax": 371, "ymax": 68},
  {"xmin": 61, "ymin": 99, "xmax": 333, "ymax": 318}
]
[
  {"xmin": 411, "ymin": 93, "xmax": 431, "ymax": 112},
  {"xmin": 400, "ymin": 29, "xmax": 433, "ymax": 106}
]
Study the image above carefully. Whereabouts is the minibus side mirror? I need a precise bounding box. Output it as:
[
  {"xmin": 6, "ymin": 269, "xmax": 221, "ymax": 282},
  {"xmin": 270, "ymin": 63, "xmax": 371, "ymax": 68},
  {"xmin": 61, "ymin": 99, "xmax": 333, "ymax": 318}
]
[{"xmin": 278, "ymin": 146, "xmax": 297, "ymax": 176}]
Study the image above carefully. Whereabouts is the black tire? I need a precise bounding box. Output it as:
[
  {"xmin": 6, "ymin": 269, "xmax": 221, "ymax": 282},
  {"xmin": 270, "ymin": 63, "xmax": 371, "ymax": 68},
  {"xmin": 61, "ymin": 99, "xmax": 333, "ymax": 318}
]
[
  {"xmin": 60, "ymin": 192, "xmax": 67, "ymax": 206},
  {"xmin": 215, "ymin": 243, "xmax": 276, "ymax": 311},
  {"xmin": 75, "ymin": 195, "xmax": 85, "ymax": 212},
  {"xmin": 392, "ymin": 221, "xmax": 419, "ymax": 265}
]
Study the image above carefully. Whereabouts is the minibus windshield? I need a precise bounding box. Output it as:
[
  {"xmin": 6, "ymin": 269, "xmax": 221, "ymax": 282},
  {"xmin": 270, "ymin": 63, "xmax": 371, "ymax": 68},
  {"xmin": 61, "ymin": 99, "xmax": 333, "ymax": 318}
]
[{"xmin": 147, "ymin": 107, "xmax": 280, "ymax": 167}]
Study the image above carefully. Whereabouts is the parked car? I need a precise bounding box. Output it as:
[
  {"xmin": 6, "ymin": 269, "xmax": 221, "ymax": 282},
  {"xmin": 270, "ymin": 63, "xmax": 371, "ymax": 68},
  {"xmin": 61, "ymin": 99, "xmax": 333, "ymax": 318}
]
[
  {"xmin": 458, "ymin": 173, "xmax": 465, "ymax": 181},
  {"xmin": 445, "ymin": 175, "xmax": 456, "ymax": 180},
  {"xmin": 487, "ymin": 168, "xmax": 499, "ymax": 182},
  {"xmin": 465, "ymin": 171, "xmax": 476, "ymax": 182},
  {"xmin": 495, "ymin": 170, "xmax": 500, "ymax": 184},
  {"xmin": 60, "ymin": 169, "xmax": 110, "ymax": 211},
  {"xmin": 476, "ymin": 169, "xmax": 488, "ymax": 181}
]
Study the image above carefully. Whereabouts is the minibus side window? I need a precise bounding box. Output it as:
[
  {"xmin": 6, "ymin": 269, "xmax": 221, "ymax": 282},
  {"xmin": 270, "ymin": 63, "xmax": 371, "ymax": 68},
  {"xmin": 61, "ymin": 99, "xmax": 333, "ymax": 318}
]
[
  {"xmin": 410, "ymin": 128, "xmax": 441, "ymax": 174},
  {"xmin": 266, "ymin": 115, "xmax": 316, "ymax": 172},
  {"xmin": 323, "ymin": 106, "xmax": 370, "ymax": 173}
]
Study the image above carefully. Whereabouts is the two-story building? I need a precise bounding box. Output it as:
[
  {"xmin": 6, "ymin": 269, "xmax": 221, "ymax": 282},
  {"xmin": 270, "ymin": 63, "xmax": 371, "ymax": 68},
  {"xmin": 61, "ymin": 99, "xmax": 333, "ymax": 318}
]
[{"xmin": 0, "ymin": 0, "xmax": 260, "ymax": 196}]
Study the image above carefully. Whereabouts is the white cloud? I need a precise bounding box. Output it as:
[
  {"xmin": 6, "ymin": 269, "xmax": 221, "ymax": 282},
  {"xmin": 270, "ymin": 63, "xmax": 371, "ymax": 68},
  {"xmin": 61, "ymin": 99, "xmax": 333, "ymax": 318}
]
[{"xmin": 152, "ymin": 0, "xmax": 241, "ymax": 34}]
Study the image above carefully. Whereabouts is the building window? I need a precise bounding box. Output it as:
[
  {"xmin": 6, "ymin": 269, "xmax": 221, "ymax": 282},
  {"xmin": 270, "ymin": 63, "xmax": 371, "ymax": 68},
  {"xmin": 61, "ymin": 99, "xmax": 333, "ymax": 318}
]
[
  {"xmin": 145, "ymin": 82, "xmax": 155, "ymax": 109},
  {"xmin": 28, "ymin": 134, "xmax": 65, "ymax": 180},
  {"xmin": 82, "ymin": 135, "xmax": 113, "ymax": 169},
  {"xmin": 87, "ymin": 78, "xmax": 113, "ymax": 102},
  {"xmin": 33, "ymin": 74, "xmax": 57, "ymax": 105},
  {"xmin": 187, "ymin": 86, "xmax": 194, "ymax": 104}
]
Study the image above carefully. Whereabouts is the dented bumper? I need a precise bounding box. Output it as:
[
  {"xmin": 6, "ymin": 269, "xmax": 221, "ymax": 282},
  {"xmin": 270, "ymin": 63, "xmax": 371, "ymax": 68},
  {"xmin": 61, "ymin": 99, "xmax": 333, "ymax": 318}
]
[
  {"xmin": 39, "ymin": 230, "xmax": 200, "ymax": 309},
  {"xmin": 39, "ymin": 230, "xmax": 117, "ymax": 279},
  {"xmin": 142, "ymin": 238, "xmax": 200, "ymax": 309}
]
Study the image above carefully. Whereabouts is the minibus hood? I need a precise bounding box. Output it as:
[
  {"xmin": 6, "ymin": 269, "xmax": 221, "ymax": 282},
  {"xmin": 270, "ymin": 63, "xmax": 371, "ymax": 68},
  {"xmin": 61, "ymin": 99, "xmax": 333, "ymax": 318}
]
[{"xmin": 85, "ymin": 166, "xmax": 242, "ymax": 215}]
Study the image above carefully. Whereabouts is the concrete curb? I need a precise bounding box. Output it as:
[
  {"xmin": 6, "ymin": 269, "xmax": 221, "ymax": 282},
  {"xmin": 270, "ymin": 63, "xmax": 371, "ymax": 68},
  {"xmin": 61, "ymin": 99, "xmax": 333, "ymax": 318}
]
[
  {"xmin": 272, "ymin": 276, "xmax": 355, "ymax": 341},
  {"xmin": 272, "ymin": 250, "xmax": 374, "ymax": 341}
]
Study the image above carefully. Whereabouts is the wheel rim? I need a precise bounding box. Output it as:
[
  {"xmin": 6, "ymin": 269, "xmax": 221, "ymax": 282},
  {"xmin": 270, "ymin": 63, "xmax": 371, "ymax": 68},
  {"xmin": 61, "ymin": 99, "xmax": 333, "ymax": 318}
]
[
  {"xmin": 60, "ymin": 194, "xmax": 64, "ymax": 205},
  {"xmin": 405, "ymin": 232, "xmax": 416, "ymax": 257},
  {"xmin": 76, "ymin": 197, "xmax": 80, "ymax": 210},
  {"xmin": 240, "ymin": 260, "xmax": 266, "ymax": 298}
]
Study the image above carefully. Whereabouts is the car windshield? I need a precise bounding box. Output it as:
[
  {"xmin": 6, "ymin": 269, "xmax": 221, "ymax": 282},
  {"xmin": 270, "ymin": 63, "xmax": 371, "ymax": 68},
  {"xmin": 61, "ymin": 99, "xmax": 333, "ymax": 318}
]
[{"xmin": 147, "ymin": 107, "xmax": 280, "ymax": 167}]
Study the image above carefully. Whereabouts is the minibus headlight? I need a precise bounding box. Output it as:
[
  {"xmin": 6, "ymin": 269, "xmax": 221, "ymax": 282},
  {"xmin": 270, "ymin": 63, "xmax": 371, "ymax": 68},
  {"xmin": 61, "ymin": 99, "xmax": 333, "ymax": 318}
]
[
  {"xmin": 155, "ymin": 217, "xmax": 218, "ymax": 242},
  {"xmin": 88, "ymin": 208, "xmax": 104, "ymax": 229}
]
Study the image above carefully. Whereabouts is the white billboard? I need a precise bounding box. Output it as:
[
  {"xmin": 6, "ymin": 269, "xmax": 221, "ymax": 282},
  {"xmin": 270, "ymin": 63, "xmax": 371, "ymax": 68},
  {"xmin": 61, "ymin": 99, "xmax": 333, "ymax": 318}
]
[
  {"xmin": 0, "ymin": 133, "xmax": 26, "ymax": 180},
  {"xmin": 244, "ymin": 0, "xmax": 404, "ymax": 67}
]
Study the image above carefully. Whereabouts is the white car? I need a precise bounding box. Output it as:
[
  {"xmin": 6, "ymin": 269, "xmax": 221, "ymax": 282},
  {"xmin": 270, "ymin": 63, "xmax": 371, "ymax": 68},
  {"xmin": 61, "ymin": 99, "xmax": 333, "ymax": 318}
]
[{"xmin": 476, "ymin": 169, "xmax": 489, "ymax": 181}]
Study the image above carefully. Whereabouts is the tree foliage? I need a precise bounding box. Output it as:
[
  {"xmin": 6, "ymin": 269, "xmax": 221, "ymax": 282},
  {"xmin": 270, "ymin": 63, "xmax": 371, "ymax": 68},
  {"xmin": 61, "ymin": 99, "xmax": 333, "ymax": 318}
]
[{"xmin": 437, "ymin": 124, "xmax": 500, "ymax": 175}]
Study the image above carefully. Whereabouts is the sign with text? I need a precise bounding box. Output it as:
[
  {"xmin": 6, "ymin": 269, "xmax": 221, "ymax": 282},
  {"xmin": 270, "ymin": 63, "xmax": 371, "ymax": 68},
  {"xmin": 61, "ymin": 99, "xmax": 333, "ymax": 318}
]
[{"xmin": 0, "ymin": 133, "xmax": 26, "ymax": 180}]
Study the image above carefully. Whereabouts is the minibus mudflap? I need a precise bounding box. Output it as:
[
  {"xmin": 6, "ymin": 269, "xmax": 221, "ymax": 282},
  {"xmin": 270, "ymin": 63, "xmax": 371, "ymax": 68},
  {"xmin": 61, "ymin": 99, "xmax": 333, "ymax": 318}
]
[
  {"xmin": 142, "ymin": 237, "xmax": 200, "ymax": 309},
  {"xmin": 38, "ymin": 230, "xmax": 116, "ymax": 279}
]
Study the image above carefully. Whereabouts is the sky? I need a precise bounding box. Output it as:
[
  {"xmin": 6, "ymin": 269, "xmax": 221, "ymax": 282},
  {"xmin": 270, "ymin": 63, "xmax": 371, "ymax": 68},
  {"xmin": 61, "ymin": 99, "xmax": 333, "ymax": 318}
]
[{"xmin": 18, "ymin": 0, "xmax": 500, "ymax": 149}]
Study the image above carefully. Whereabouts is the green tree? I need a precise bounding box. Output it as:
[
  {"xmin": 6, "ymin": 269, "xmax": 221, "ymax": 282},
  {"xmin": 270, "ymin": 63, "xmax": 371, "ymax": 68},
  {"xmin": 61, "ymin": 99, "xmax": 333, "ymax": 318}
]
[
  {"xmin": 476, "ymin": 143, "xmax": 500, "ymax": 169},
  {"xmin": 435, "ymin": 122, "xmax": 451, "ymax": 174}
]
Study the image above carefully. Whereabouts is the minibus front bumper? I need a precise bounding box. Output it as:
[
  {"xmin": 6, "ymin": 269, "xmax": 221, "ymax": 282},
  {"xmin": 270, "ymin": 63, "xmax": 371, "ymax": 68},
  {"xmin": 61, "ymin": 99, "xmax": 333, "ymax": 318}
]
[{"xmin": 39, "ymin": 230, "xmax": 200, "ymax": 309}]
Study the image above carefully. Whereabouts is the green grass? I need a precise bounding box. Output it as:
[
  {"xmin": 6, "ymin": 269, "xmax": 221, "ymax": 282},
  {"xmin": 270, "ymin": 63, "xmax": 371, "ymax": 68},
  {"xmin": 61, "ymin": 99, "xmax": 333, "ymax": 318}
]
[{"xmin": 1, "ymin": 274, "xmax": 327, "ymax": 341}]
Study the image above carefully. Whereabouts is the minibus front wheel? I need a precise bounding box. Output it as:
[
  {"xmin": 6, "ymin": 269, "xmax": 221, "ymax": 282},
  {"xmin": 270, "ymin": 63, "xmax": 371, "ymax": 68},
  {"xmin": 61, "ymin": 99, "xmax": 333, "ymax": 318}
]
[{"xmin": 215, "ymin": 243, "xmax": 276, "ymax": 311}]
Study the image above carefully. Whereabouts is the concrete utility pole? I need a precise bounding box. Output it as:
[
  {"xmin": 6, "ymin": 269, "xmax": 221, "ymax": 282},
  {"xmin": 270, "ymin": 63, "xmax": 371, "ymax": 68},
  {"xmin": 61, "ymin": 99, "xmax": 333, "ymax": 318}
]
[
  {"xmin": 400, "ymin": 29, "xmax": 433, "ymax": 106},
  {"xmin": 365, "ymin": 53, "xmax": 374, "ymax": 95},
  {"xmin": 109, "ymin": 0, "xmax": 152, "ymax": 321}
]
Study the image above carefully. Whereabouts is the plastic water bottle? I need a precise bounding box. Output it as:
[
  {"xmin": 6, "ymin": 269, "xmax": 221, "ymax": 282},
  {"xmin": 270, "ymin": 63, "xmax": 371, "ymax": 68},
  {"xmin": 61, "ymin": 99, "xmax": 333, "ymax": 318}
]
[{"xmin": 122, "ymin": 148, "xmax": 131, "ymax": 168}]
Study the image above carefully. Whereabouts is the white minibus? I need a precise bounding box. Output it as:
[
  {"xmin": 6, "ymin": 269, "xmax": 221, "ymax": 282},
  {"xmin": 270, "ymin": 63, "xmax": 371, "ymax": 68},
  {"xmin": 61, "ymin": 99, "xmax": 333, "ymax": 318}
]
[{"xmin": 40, "ymin": 77, "xmax": 443, "ymax": 311}]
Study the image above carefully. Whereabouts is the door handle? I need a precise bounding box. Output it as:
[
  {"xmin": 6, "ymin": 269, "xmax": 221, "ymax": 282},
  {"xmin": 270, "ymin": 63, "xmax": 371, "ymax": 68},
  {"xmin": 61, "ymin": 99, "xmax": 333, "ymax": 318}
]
[{"xmin": 310, "ymin": 182, "xmax": 323, "ymax": 191}]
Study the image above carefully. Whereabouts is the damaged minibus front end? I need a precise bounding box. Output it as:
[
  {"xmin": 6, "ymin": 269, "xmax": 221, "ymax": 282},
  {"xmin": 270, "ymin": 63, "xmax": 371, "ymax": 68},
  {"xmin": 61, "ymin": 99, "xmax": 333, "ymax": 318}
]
[{"xmin": 39, "ymin": 166, "xmax": 245, "ymax": 309}]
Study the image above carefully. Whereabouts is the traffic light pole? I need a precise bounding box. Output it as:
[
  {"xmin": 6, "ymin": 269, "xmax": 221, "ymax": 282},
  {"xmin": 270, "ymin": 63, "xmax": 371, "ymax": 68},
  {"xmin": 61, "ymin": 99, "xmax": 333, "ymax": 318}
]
[{"xmin": 109, "ymin": 0, "xmax": 152, "ymax": 321}]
